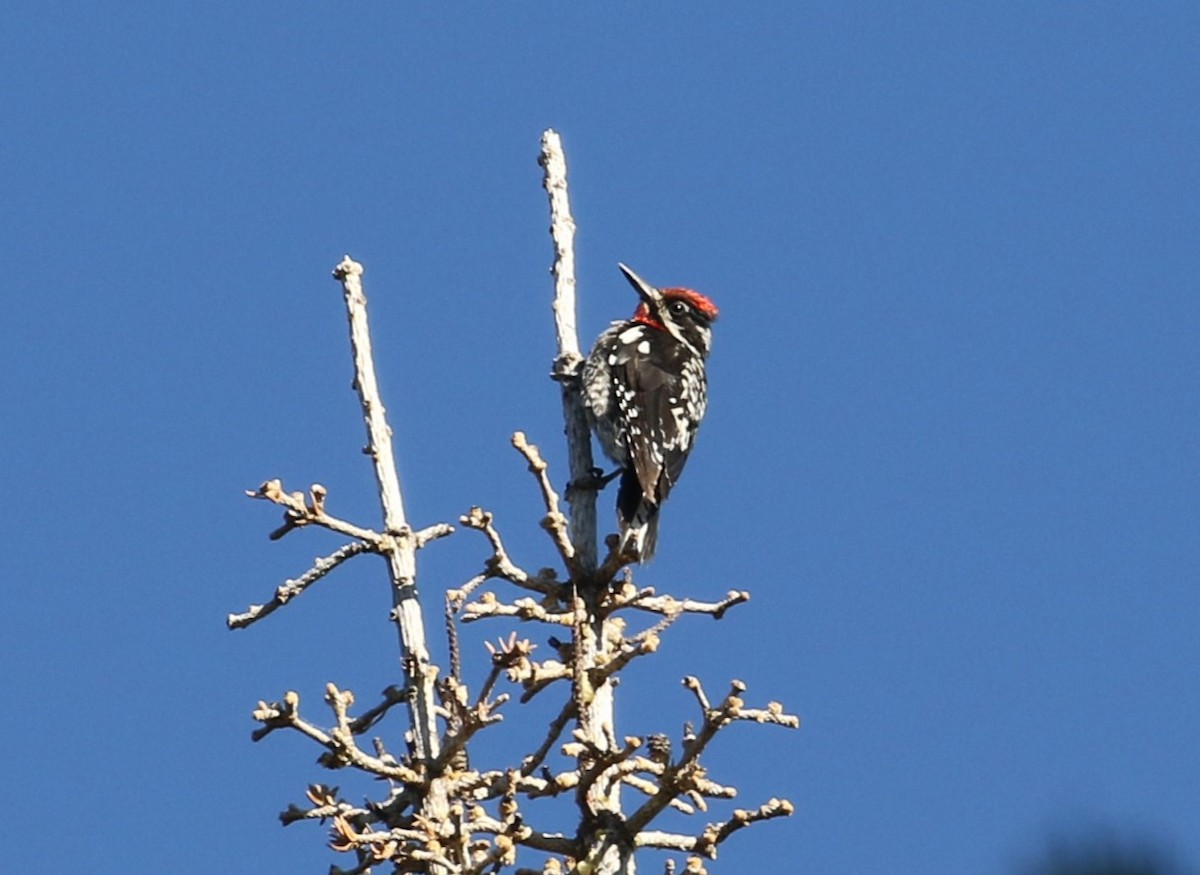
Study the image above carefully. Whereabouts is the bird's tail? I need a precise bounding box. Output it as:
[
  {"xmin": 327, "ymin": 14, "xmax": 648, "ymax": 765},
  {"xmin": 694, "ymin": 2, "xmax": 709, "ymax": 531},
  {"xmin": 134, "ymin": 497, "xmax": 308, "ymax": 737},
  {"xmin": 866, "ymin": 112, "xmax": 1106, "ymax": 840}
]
[{"xmin": 617, "ymin": 468, "xmax": 660, "ymax": 563}]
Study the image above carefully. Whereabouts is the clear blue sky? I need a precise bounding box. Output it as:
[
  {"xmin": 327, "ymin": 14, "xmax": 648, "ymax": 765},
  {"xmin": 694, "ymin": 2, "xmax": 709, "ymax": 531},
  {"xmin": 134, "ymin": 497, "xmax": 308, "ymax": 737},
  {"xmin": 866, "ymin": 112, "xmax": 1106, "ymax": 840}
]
[{"xmin": 2, "ymin": 4, "xmax": 1196, "ymax": 873}]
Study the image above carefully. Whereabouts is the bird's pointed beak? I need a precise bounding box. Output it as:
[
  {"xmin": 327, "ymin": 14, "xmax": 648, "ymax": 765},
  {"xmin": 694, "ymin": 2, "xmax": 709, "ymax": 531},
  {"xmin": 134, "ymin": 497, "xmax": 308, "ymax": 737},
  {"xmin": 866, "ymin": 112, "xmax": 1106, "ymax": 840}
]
[{"xmin": 618, "ymin": 262, "xmax": 664, "ymax": 309}]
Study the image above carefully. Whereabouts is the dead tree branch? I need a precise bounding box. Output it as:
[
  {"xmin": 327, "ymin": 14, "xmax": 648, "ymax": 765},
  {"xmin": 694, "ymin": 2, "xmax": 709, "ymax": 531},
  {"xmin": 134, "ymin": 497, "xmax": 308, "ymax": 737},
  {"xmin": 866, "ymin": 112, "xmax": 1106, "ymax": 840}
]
[
  {"xmin": 618, "ymin": 589, "xmax": 751, "ymax": 621},
  {"xmin": 625, "ymin": 678, "xmax": 799, "ymax": 837},
  {"xmin": 250, "ymin": 686, "xmax": 422, "ymax": 782},
  {"xmin": 511, "ymin": 431, "xmax": 581, "ymax": 578},
  {"xmin": 228, "ymin": 538, "xmax": 372, "ymax": 629},
  {"xmin": 540, "ymin": 128, "xmax": 598, "ymax": 577},
  {"xmin": 634, "ymin": 798, "xmax": 796, "ymax": 858},
  {"xmin": 457, "ymin": 505, "xmax": 559, "ymax": 598},
  {"xmin": 248, "ymin": 479, "xmax": 383, "ymax": 544},
  {"xmin": 333, "ymin": 256, "xmax": 442, "ymax": 765}
]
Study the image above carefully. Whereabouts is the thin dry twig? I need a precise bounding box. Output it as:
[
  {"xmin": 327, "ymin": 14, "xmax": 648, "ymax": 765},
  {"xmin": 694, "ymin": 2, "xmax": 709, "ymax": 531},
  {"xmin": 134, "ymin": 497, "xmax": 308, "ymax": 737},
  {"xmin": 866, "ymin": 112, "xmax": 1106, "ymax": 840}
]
[
  {"xmin": 635, "ymin": 798, "xmax": 795, "ymax": 857},
  {"xmin": 511, "ymin": 431, "xmax": 581, "ymax": 577},
  {"xmin": 248, "ymin": 480, "xmax": 383, "ymax": 544},
  {"xmin": 459, "ymin": 506, "xmax": 558, "ymax": 597},
  {"xmin": 280, "ymin": 785, "xmax": 371, "ymax": 827},
  {"xmin": 460, "ymin": 592, "xmax": 576, "ymax": 627},
  {"xmin": 250, "ymin": 687, "xmax": 421, "ymax": 783},
  {"xmin": 625, "ymin": 678, "xmax": 798, "ymax": 836},
  {"xmin": 348, "ymin": 685, "xmax": 409, "ymax": 736},
  {"xmin": 228, "ymin": 540, "xmax": 372, "ymax": 629},
  {"xmin": 520, "ymin": 698, "xmax": 579, "ymax": 776},
  {"xmin": 620, "ymin": 590, "xmax": 751, "ymax": 620},
  {"xmin": 596, "ymin": 642, "xmax": 657, "ymax": 686}
]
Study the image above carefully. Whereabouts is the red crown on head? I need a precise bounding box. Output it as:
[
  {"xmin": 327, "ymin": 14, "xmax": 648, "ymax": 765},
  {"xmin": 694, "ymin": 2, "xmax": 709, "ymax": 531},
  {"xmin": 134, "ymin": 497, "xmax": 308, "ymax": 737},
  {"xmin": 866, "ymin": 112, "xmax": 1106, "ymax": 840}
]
[{"xmin": 633, "ymin": 287, "xmax": 719, "ymax": 329}]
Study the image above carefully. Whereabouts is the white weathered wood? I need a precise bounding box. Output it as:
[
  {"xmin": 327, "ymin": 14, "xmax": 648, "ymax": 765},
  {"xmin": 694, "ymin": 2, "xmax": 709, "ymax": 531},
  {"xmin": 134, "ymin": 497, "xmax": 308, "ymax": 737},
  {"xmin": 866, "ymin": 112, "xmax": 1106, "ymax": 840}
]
[
  {"xmin": 542, "ymin": 129, "xmax": 581, "ymax": 360},
  {"xmin": 541, "ymin": 129, "xmax": 599, "ymax": 575},
  {"xmin": 540, "ymin": 130, "xmax": 631, "ymax": 875},
  {"xmin": 333, "ymin": 256, "xmax": 441, "ymax": 763}
]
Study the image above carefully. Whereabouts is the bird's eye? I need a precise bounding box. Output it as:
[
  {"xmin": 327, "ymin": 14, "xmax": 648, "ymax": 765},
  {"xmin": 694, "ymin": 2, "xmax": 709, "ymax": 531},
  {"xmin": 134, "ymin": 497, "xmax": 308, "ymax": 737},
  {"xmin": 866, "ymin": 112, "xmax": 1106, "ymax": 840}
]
[{"xmin": 670, "ymin": 301, "xmax": 687, "ymax": 315}]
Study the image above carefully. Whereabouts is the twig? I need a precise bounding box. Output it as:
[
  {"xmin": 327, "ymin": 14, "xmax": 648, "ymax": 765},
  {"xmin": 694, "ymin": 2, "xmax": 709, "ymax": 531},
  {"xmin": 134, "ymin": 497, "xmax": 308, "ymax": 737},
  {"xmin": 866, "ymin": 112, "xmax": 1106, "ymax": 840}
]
[
  {"xmin": 415, "ymin": 522, "xmax": 456, "ymax": 548},
  {"xmin": 610, "ymin": 755, "xmax": 733, "ymax": 805},
  {"xmin": 511, "ymin": 432, "xmax": 580, "ymax": 577},
  {"xmin": 634, "ymin": 799, "xmax": 795, "ymax": 857},
  {"xmin": 573, "ymin": 736, "xmax": 641, "ymax": 816},
  {"xmin": 520, "ymin": 698, "xmax": 579, "ymax": 776},
  {"xmin": 228, "ymin": 540, "xmax": 372, "ymax": 629},
  {"xmin": 460, "ymin": 594, "xmax": 576, "ymax": 627},
  {"xmin": 626, "ymin": 679, "xmax": 798, "ymax": 835},
  {"xmin": 625, "ymin": 609, "xmax": 682, "ymax": 649},
  {"xmin": 432, "ymin": 694, "xmax": 506, "ymax": 779},
  {"xmin": 329, "ymin": 817, "xmax": 455, "ymax": 868},
  {"xmin": 247, "ymin": 480, "xmax": 384, "ymax": 544},
  {"xmin": 620, "ymin": 774, "xmax": 695, "ymax": 814},
  {"xmin": 348, "ymin": 685, "xmax": 409, "ymax": 735},
  {"xmin": 474, "ymin": 661, "xmax": 505, "ymax": 708},
  {"xmin": 594, "ymin": 537, "xmax": 639, "ymax": 585},
  {"xmin": 480, "ymin": 632, "xmax": 571, "ymax": 703},
  {"xmin": 460, "ymin": 506, "xmax": 558, "ymax": 596},
  {"xmin": 446, "ymin": 593, "xmax": 463, "ymax": 682},
  {"xmin": 593, "ymin": 642, "xmax": 656, "ymax": 684},
  {"xmin": 696, "ymin": 796, "xmax": 796, "ymax": 854},
  {"xmin": 249, "ymin": 688, "xmax": 421, "ymax": 783},
  {"xmin": 326, "ymin": 683, "xmax": 426, "ymax": 780},
  {"xmin": 448, "ymin": 572, "xmax": 490, "ymax": 612},
  {"xmin": 463, "ymin": 813, "xmax": 576, "ymax": 856},
  {"xmin": 683, "ymin": 677, "xmax": 801, "ymax": 732},
  {"xmin": 621, "ymin": 590, "xmax": 751, "ymax": 620},
  {"xmin": 517, "ymin": 660, "xmax": 573, "ymax": 704},
  {"xmin": 280, "ymin": 785, "xmax": 371, "ymax": 826}
]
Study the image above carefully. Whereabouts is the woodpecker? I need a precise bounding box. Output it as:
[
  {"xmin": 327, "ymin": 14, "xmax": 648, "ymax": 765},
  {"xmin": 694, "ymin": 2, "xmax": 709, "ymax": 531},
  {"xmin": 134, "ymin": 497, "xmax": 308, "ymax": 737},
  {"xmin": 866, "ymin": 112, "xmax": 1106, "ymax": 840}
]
[{"xmin": 582, "ymin": 263, "xmax": 719, "ymax": 562}]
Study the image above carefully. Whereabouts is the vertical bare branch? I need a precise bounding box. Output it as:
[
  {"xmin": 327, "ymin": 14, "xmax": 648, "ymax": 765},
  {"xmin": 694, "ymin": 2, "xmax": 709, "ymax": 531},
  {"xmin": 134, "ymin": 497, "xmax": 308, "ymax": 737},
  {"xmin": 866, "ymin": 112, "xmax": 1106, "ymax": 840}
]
[
  {"xmin": 540, "ymin": 130, "xmax": 629, "ymax": 874},
  {"xmin": 541, "ymin": 130, "xmax": 580, "ymax": 360},
  {"xmin": 333, "ymin": 256, "xmax": 440, "ymax": 763},
  {"xmin": 540, "ymin": 129, "xmax": 598, "ymax": 575}
]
